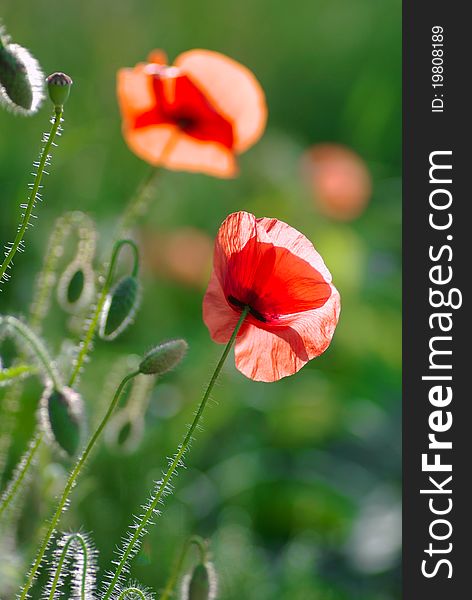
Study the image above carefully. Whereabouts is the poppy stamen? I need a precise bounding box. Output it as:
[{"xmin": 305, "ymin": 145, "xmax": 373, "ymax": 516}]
[
  {"xmin": 228, "ymin": 294, "xmax": 267, "ymax": 323},
  {"xmin": 176, "ymin": 115, "xmax": 196, "ymax": 131}
]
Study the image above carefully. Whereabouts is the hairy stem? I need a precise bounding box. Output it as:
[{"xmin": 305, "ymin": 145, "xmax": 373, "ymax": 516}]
[
  {"xmin": 117, "ymin": 588, "xmax": 148, "ymax": 600},
  {"xmin": 0, "ymin": 433, "xmax": 43, "ymax": 523},
  {"xmin": 0, "ymin": 106, "xmax": 63, "ymax": 287},
  {"xmin": 19, "ymin": 370, "xmax": 140, "ymax": 599},
  {"xmin": 0, "ymin": 315, "xmax": 62, "ymax": 389},
  {"xmin": 118, "ymin": 167, "xmax": 160, "ymax": 235},
  {"xmin": 118, "ymin": 130, "xmax": 178, "ymax": 235},
  {"xmin": 102, "ymin": 307, "xmax": 249, "ymax": 599},
  {"xmin": 0, "ymin": 315, "xmax": 62, "ymax": 523},
  {"xmin": 30, "ymin": 211, "xmax": 96, "ymax": 331},
  {"xmin": 0, "ymin": 363, "xmax": 37, "ymax": 386},
  {"xmin": 160, "ymin": 536, "xmax": 207, "ymax": 600},
  {"xmin": 68, "ymin": 239, "xmax": 139, "ymax": 387},
  {"xmin": 0, "ymin": 383, "xmax": 23, "ymax": 482},
  {"xmin": 47, "ymin": 533, "xmax": 90, "ymax": 600}
]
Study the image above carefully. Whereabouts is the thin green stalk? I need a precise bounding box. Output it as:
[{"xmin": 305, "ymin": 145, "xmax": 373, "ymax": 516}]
[
  {"xmin": 19, "ymin": 369, "xmax": 140, "ymax": 600},
  {"xmin": 0, "ymin": 315, "xmax": 62, "ymax": 389},
  {"xmin": 160, "ymin": 536, "xmax": 207, "ymax": 600},
  {"xmin": 0, "ymin": 432, "xmax": 43, "ymax": 522},
  {"xmin": 30, "ymin": 211, "xmax": 96, "ymax": 331},
  {"xmin": 117, "ymin": 588, "xmax": 147, "ymax": 600},
  {"xmin": 102, "ymin": 307, "xmax": 249, "ymax": 599},
  {"xmin": 68, "ymin": 239, "xmax": 139, "ymax": 387},
  {"xmin": 0, "ymin": 315, "xmax": 62, "ymax": 520},
  {"xmin": 0, "ymin": 106, "xmax": 63, "ymax": 286},
  {"xmin": 118, "ymin": 167, "xmax": 160, "ymax": 235},
  {"xmin": 0, "ymin": 363, "xmax": 37, "ymax": 385},
  {"xmin": 46, "ymin": 533, "xmax": 89, "ymax": 600},
  {"xmin": 0, "ymin": 383, "xmax": 23, "ymax": 482},
  {"xmin": 118, "ymin": 130, "xmax": 179, "ymax": 235}
]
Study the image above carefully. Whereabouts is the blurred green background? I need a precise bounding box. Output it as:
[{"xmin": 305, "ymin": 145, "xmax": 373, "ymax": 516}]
[{"xmin": 0, "ymin": 1, "xmax": 401, "ymax": 598}]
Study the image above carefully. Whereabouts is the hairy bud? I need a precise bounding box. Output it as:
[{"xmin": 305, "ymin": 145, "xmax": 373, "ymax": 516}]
[
  {"xmin": 99, "ymin": 275, "xmax": 141, "ymax": 340},
  {"xmin": 181, "ymin": 562, "xmax": 218, "ymax": 600},
  {"xmin": 40, "ymin": 385, "xmax": 84, "ymax": 456},
  {"xmin": 139, "ymin": 339, "xmax": 188, "ymax": 376},
  {"xmin": 0, "ymin": 28, "xmax": 44, "ymax": 115},
  {"xmin": 57, "ymin": 260, "xmax": 95, "ymax": 313}
]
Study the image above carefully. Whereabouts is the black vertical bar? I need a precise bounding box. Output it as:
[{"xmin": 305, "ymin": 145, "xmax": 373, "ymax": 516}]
[{"xmin": 404, "ymin": 2, "xmax": 468, "ymax": 598}]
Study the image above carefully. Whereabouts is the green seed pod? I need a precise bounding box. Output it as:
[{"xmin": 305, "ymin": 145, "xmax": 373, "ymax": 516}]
[
  {"xmin": 99, "ymin": 275, "xmax": 141, "ymax": 341},
  {"xmin": 181, "ymin": 562, "xmax": 217, "ymax": 600},
  {"xmin": 40, "ymin": 385, "xmax": 84, "ymax": 457},
  {"xmin": 57, "ymin": 260, "xmax": 95, "ymax": 313},
  {"xmin": 67, "ymin": 268, "xmax": 84, "ymax": 303},
  {"xmin": 46, "ymin": 71, "xmax": 72, "ymax": 107},
  {"xmin": 0, "ymin": 30, "xmax": 44, "ymax": 114},
  {"xmin": 188, "ymin": 564, "xmax": 210, "ymax": 600},
  {"xmin": 139, "ymin": 339, "xmax": 188, "ymax": 376}
]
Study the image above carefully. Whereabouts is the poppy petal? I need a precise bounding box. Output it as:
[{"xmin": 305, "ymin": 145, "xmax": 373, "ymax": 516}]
[
  {"xmin": 117, "ymin": 66, "xmax": 156, "ymax": 124},
  {"xmin": 203, "ymin": 269, "xmax": 246, "ymax": 343},
  {"xmin": 213, "ymin": 211, "xmax": 273, "ymax": 297},
  {"xmin": 213, "ymin": 211, "xmax": 257, "ymax": 281},
  {"xmin": 234, "ymin": 324, "xmax": 306, "ymax": 382},
  {"xmin": 245, "ymin": 242, "xmax": 332, "ymax": 318},
  {"xmin": 164, "ymin": 133, "xmax": 238, "ymax": 177},
  {"xmin": 174, "ymin": 50, "xmax": 267, "ymax": 153},
  {"xmin": 213, "ymin": 212, "xmax": 332, "ymax": 319},
  {"xmin": 147, "ymin": 49, "xmax": 168, "ymax": 65},
  {"xmin": 234, "ymin": 285, "xmax": 340, "ymax": 382},
  {"xmin": 256, "ymin": 217, "xmax": 334, "ymax": 283},
  {"xmin": 282, "ymin": 282, "xmax": 340, "ymax": 353},
  {"xmin": 122, "ymin": 123, "xmax": 176, "ymax": 166}
]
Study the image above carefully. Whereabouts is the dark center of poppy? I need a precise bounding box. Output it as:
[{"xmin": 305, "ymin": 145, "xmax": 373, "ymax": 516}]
[
  {"xmin": 228, "ymin": 295, "xmax": 267, "ymax": 323},
  {"xmin": 175, "ymin": 115, "xmax": 197, "ymax": 131}
]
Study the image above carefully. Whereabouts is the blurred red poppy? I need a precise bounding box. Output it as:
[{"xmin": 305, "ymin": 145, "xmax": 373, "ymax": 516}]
[
  {"xmin": 117, "ymin": 49, "xmax": 267, "ymax": 177},
  {"xmin": 203, "ymin": 212, "xmax": 340, "ymax": 382},
  {"xmin": 301, "ymin": 144, "xmax": 372, "ymax": 221},
  {"xmin": 141, "ymin": 226, "xmax": 212, "ymax": 288}
]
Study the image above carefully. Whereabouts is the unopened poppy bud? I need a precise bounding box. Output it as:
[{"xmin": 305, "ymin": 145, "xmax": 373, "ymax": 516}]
[
  {"xmin": 57, "ymin": 261, "xmax": 95, "ymax": 313},
  {"xmin": 181, "ymin": 562, "xmax": 217, "ymax": 600},
  {"xmin": 46, "ymin": 72, "xmax": 72, "ymax": 107},
  {"xmin": 99, "ymin": 275, "xmax": 141, "ymax": 340},
  {"xmin": 40, "ymin": 385, "xmax": 84, "ymax": 457},
  {"xmin": 139, "ymin": 339, "xmax": 188, "ymax": 376},
  {"xmin": 0, "ymin": 31, "xmax": 44, "ymax": 114},
  {"xmin": 67, "ymin": 268, "xmax": 84, "ymax": 303}
]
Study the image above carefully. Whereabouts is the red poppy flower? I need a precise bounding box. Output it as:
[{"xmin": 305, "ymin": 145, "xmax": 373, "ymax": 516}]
[
  {"xmin": 117, "ymin": 49, "xmax": 267, "ymax": 178},
  {"xmin": 203, "ymin": 212, "xmax": 340, "ymax": 382}
]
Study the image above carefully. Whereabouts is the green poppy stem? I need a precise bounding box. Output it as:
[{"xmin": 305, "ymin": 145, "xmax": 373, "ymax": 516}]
[
  {"xmin": 0, "ymin": 315, "xmax": 62, "ymax": 389},
  {"xmin": 118, "ymin": 167, "xmax": 160, "ymax": 235},
  {"xmin": 118, "ymin": 129, "xmax": 179, "ymax": 235},
  {"xmin": 46, "ymin": 533, "xmax": 90, "ymax": 600},
  {"xmin": 102, "ymin": 306, "xmax": 249, "ymax": 599},
  {"xmin": 160, "ymin": 535, "xmax": 207, "ymax": 600},
  {"xmin": 0, "ymin": 106, "xmax": 63, "ymax": 287},
  {"xmin": 18, "ymin": 369, "xmax": 140, "ymax": 600},
  {"xmin": 0, "ymin": 432, "xmax": 43, "ymax": 523},
  {"xmin": 116, "ymin": 588, "xmax": 147, "ymax": 600},
  {"xmin": 67, "ymin": 238, "xmax": 139, "ymax": 387}
]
